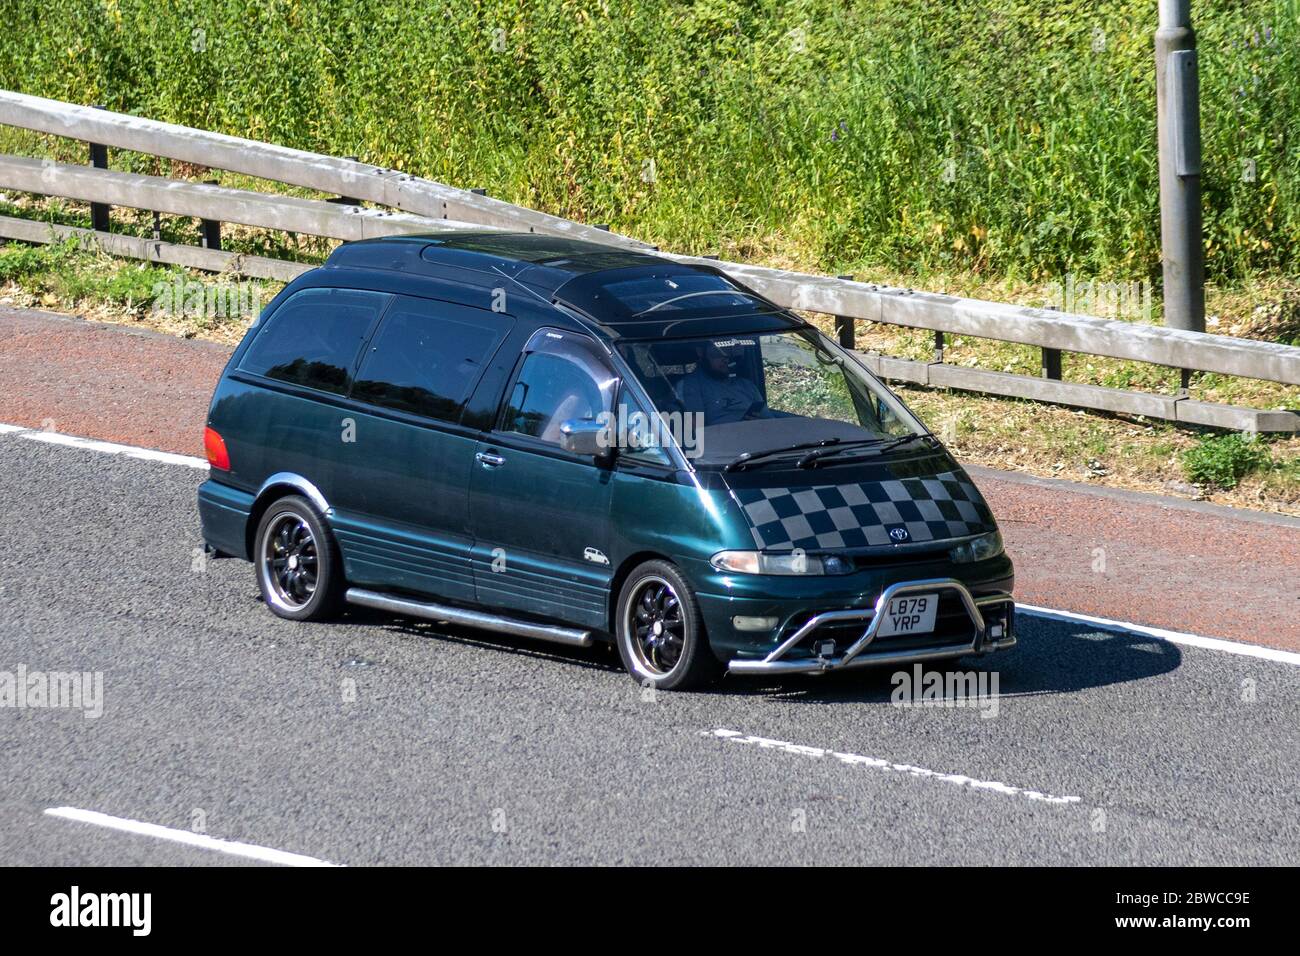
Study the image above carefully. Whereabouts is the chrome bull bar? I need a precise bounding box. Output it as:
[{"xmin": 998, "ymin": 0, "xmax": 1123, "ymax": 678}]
[{"xmin": 727, "ymin": 578, "xmax": 1015, "ymax": 675}]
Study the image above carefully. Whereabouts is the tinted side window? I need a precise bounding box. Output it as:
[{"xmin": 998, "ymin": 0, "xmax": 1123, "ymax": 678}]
[
  {"xmin": 240, "ymin": 288, "xmax": 389, "ymax": 395},
  {"xmin": 352, "ymin": 298, "xmax": 509, "ymax": 423},
  {"xmin": 502, "ymin": 334, "xmax": 616, "ymax": 445}
]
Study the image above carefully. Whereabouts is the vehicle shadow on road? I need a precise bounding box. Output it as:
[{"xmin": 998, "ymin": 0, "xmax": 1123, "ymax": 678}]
[
  {"xmin": 335, "ymin": 606, "xmax": 1183, "ymax": 702},
  {"xmin": 724, "ymin": 616, "xmax": 1183, "ymax": 704}
]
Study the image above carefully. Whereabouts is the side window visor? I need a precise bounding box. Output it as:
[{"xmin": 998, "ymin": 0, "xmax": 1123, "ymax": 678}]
[{"xmin": 500, "ymin": 330, "xmax": 618, "ymax": 446}]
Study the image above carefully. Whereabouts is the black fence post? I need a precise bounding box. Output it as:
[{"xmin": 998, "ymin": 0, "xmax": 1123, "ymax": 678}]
[
  {"xmin": 834, "ymin": 274, "xmax": 855, "ymax": 349},
  {"xmin": 1042, "ymin": 347, "xmax": 1063, "ymax": 380},
  {"xmin": 88, "ymin": 105, "xmax": 110, "ymax": 232},
  {"xmin": 933, "ymin": 330, "xmax": 945, "ymax": 363},
  {"xmin": 200, "ymin": 180, "xmax": 222, "ymax": 250}
]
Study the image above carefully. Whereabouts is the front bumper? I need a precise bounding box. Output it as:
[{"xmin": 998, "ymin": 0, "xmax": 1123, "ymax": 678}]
[{"xmin": 726, "ymin": 578, "xmax": 1015, "ymax": 675}]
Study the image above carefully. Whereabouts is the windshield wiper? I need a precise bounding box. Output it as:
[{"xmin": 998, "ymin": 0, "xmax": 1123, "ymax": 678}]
[
  {"xmin": 724, "ymin": 437, "xmax": 844, "ymax": 472},
  {"xmin": 797, "ymin": 433, "xmax": 932, "ymax": 468}
]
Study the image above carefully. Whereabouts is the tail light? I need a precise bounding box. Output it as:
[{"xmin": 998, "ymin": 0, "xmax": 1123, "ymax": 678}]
[{"xmin": 204, "ymin": 426, "xmax": 230, "ymax": 471}]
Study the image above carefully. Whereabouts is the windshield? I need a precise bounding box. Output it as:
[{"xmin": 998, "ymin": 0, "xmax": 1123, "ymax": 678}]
[{"xmin": 616, "ymin": 327, "xmax": 927, "ymax": 466}]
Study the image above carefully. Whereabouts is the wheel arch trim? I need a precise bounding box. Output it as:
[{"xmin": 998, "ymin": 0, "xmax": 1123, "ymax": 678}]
[
  {"xmin": 244, "ymin": 473, "xmax": 333, "ymax": 560},
  {"xmin": 254, "ymin": 472, "xmax": 332, "ymax": 516}
]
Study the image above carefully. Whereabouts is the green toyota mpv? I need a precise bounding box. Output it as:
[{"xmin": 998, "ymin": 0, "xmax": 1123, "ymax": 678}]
[{"xmin": 198, "ymin": 232, "xmax": 1015, "ymax": 689}]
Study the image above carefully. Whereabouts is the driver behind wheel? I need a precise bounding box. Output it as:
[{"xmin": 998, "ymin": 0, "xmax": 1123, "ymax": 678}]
[{"xmin": 676, "ymin": 342, "xmax": 774, "ymax": 426}]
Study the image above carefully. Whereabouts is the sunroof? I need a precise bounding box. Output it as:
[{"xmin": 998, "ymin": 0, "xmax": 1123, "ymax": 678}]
[{"xmin": 555, "ymin": 265, "xmax": 783, "ymax": 325}]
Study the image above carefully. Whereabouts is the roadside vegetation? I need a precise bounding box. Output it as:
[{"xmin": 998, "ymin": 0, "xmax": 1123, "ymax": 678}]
[
  {"xmin": 2, "ymin": 0, "xmax": 1297, "ymax": 282},
  {"xmin": 0, "ymin": 0, "xmax": 1296, "ymax": 511},
  {"xmin": 0, "ymin": 235, "xmax": 279, "ymax": 342}
]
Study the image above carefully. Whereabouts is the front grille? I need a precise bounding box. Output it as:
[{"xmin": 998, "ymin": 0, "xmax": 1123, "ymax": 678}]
[{"xmin": 847, "ymin": 547, "xmax": 951, "ymax": 570}]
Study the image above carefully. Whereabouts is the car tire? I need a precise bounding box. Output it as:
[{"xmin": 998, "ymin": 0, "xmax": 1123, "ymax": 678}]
[
  {"xmin": 615, "ymin": 560, "xmax": 720, "ymax": 691},
  {"xmin": 254, "ymin": 495, "xmax": 345, "ymax": 622}
]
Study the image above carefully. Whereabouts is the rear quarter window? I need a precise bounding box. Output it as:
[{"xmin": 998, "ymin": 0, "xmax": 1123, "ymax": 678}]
[{"xmin": 239, "ymin": 288, "xmax": 391, "ymax": 395}]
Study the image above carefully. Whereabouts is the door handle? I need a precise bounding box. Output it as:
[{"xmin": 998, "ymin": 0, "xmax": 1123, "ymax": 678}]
[{"xmin": 475, "ymin": 451, "xmax": 506, "ymax": 468}]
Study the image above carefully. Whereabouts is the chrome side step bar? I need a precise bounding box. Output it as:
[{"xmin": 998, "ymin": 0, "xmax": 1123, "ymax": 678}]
[{"xmin": 345, "ymin": 588, "xmax": 594, "ymax": 648}]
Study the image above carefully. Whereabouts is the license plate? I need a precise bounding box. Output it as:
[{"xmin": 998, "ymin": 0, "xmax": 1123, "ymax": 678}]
[{"xmin": 876, "ymin": 593, "xmax": 938, "ymax": 637}]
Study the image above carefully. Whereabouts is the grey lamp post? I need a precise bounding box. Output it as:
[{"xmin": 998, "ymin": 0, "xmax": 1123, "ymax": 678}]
[{"xmin": 1155, "ymin": 0, "xmax": 1205, "ymax": 339}]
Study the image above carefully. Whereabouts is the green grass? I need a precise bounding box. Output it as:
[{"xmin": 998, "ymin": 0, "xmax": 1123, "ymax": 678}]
[
  {"xmin": 1181, "ymin": 432, "xmax": 1274, "ymax": 489},
  {"xmin": 0, "ymin": 237, "xmax": 70, "ymax": 281},
  {"xmin": 0, "ymin": 0, "xmax": 1298, "ymax": 285},
  {"xmin": 0, "ymin": 238, "xmax": 278, "ymax": 336},
  {"xmin": 1, "ymin": 238, "xmax": 163, "ymax": 310}
]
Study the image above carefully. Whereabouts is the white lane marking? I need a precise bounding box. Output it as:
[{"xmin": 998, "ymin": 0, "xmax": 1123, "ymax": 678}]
[
  {"xmin": 706, "ymin": 729, "xmax": 1082, "ymax": 806},
  {"xmin": 1019, "ymin": 604, "xmax": 1300, "ymax": 668},
  {"xmin": 0, "ymin": 423, "xmax": 207, "ymax": 469},
  {"xmin": 44, "ymin": 807, "xmax": 341, "ymax": 867}
]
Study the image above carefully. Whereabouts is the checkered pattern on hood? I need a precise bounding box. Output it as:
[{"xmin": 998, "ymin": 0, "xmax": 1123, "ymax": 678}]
[{"xmin": 731, "ymin": 470, "xmax": 996, "ymax": 550}]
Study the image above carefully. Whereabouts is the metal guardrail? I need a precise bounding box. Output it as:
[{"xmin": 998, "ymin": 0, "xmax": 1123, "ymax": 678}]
[{"xmin": 0, "ymin": 89, "xmax": 1295, "ymax": 433}]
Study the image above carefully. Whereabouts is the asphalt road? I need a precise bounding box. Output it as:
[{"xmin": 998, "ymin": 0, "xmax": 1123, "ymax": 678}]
[{"xmin": 1, "ymin": 433, "xmax": 1297, "ymax": 866}]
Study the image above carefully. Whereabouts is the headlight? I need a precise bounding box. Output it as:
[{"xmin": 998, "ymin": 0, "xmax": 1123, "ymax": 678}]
[
  {"xmin": 948, "ymin": 530, "xmax": 1004, "ymax": 564},
  {"xmin": 710, "ymin": 550, "xmax": 853, "ymax": 575}
]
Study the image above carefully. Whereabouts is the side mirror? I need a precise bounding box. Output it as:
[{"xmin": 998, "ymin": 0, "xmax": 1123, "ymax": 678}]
[{"xmin": 559, "ymin": 419, "xmax": 611, "ymax": 459}]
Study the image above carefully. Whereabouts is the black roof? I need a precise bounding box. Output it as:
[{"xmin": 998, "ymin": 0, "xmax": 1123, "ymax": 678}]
[
  {"xmin": 324, "ymin": 231, "xmax": 661, "ymax": 293},
  {"xmin": 323, "ymin": 232, "xmax": 805, "ymax": 341}
]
